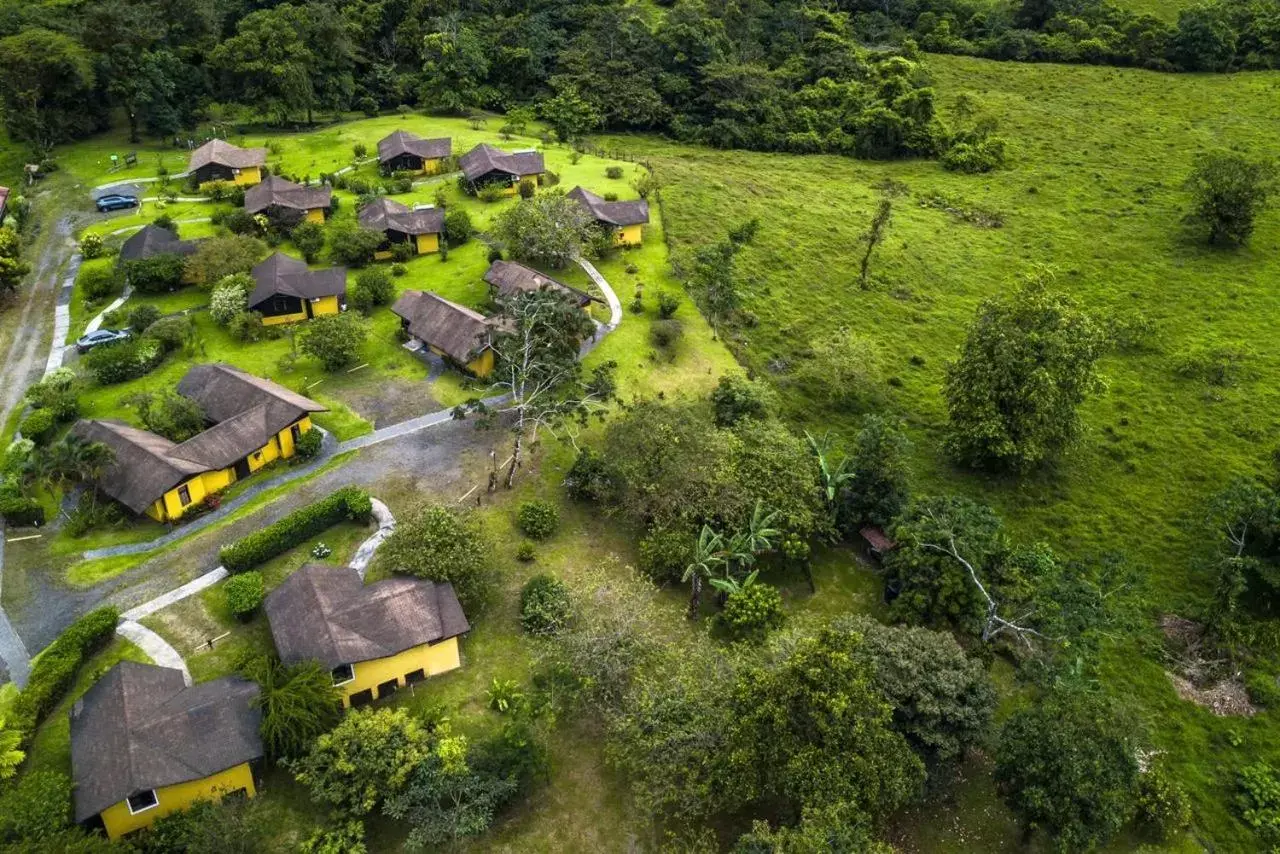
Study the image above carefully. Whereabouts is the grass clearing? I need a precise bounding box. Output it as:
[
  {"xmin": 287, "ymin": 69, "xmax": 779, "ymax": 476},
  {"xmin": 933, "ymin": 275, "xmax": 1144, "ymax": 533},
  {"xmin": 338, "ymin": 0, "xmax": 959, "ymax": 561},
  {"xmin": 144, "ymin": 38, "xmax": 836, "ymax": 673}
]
[{"xmin": 596, "ymin": 53, "xmax": 1280, "ymax": 850}]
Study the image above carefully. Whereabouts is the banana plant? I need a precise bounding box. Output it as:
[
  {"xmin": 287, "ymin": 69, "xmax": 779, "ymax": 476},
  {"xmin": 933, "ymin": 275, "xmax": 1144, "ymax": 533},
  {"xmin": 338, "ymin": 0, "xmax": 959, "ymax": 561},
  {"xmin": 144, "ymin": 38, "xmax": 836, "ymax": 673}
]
[
  {"xmin": 806, "ymin": 430, "xmax": 854, "ymax": 533},
  {"xmin": 709, "ymin": 568, "xmax": 759, "ymax": 597},
  {"xmin": 682, "ymin": 524, "xmax": 725, "ymax": 619}
]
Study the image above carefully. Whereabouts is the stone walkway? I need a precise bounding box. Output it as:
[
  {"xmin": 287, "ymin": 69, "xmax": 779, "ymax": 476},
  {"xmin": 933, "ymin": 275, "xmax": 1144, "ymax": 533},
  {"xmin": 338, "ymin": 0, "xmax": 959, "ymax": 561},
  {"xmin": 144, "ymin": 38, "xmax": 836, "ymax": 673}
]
[
  {"xmin": 44, "ymin": 254, "xmax": 81, "ymax": 375},
  {"xmin": 575, "ymin": 255, "xmax": 623, "ymax": 330},
  {"xmin": 116, "ymin": 619, "xmax": 191, "ymax": 685},
  {"xmin": 0, "ymin": 526, "xmax": 30, "ymax": 687},
  {"xmin": 113, "ymin": 496, "xmax": 398, "ymax": 678}
]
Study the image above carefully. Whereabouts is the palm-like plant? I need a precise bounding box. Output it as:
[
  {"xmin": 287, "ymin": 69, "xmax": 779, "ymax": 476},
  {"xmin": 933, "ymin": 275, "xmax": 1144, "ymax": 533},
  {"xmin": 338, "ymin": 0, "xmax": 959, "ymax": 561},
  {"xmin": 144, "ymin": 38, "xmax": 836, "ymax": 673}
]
[
  {"xmin": 806, "ymin": 430, "xmax": 854, "ymax": 531},
  {"xmin": 0, "ymin": 717, "xmax": 25, "ymax": 780},
  {"xmin": 709, "ymin": 568, "xmax": 759, "ymax": 597},
  {"xmin": 683, "ymin": 524, "xmax": 725, "ymax": 620}
]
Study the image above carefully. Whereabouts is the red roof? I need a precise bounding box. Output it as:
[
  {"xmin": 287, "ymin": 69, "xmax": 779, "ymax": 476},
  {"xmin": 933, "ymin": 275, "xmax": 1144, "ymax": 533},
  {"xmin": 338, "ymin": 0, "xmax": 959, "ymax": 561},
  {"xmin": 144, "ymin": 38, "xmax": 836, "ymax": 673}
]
[{"xmin": 860, "ymin": 526, "xmax": 897, "ymax": 553}]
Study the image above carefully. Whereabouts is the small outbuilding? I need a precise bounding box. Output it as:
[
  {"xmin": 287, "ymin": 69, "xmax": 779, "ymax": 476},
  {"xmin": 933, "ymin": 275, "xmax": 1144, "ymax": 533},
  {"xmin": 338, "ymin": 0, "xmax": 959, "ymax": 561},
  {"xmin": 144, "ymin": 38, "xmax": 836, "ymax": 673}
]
[
  {"xmin": 187, "ymin": 140, "xmax": 267, "ymax": 187},
  {"xmin": 118, "ymin": 223, "xmax": 198, "ymax": 264},
  {"xmin": 70, "ymin": 661, "xmax": 262, "ymax": 840},
  {"xmin": 247, "ymin": 252, "xmax": 347, "ymax": 325},
  {"xmin": 459, "ymin": 143, "xmax": 544, "ymax": 195},
  {"xmin": 377, "ymin": 131, "xmax": 452, "ymax": 174},
  {"xmin": 265, "ymin": 563, "xmax": 470, "ymax": 708},
  {"xmin": 243, "ymin": 175, "xmax": 331, "ymax": 226},
  {"xmin": 566, "ymin": 186, "xmax": 650, "ymax": 246},
  {"xmin": 391, "ymin": 289, "xmax": 497, "ymax": 377},
  {"xmin": 358, "ymin": 197, "xmax": 444, "ymax": 257},
  {"xmin": 860, "ymin": 526, "xmax": 898, "ymax": 561},
  {"xmin": 483, "ymin": 259, "xmax": 596, "ymax": 308}
]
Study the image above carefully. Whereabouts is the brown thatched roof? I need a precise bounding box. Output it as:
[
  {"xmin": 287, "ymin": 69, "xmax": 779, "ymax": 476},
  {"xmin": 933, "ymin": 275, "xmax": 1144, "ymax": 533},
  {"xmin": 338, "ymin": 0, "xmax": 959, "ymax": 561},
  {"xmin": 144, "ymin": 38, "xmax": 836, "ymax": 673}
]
[
  {"xmin": 358, "ymin": 198, "xmax": 443, "ymax": 236},
  {"xmin": 243, "ymin": 175, "xmax": 331, "ymax": 215},
  {"xmin": 265, "ymin": 564, "xmax": 470, "ymax": 670},
  {"xmin": 483, "ymin": 259, "xmax": 596, "ymax": 306},
  {"xmin": 187, "ymin": 139, "xmax": 266, "ymax": 172},
  {"xmin": 391, "ymin": 290, "xmax": 493, "ymax": 364},
  {"xmin": 377, "ymin": 131, "xmax": 452, "ymax": 164},
  {"xmin": 70, "ymin": 420, "xmax": 208, "ymax": 514},
  {"xmin": 177, "ymin": 363, "xmax": 326, "ymax": 425},
  {"xmin": 245, "ymin": 252, "xmax": 346, "ymax": 311},
  {"xmin": 459, "ymin": 144, "xmax": 544, "ymax": 182},
  {"xmin": 167, "ymin": 403, "xmax": 293, "ymax": 470},
  {"xmin": 70, "ymin": 661, "xmax": 262, "ymax": 822},
  {"xmin": 566, "ymin": 186, "xmax": 650, "ymax": 227},
  {"xmin": 118, "ymin": 224, "xmax": 198, "ymax": 263}
]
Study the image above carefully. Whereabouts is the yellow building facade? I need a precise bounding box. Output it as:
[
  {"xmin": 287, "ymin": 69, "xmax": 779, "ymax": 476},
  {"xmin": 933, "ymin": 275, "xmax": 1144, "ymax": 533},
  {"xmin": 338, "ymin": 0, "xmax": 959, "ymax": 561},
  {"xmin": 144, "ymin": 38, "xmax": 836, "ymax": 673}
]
[
  {"xmin": 98, "ymin": 762, "xmax": 256, "ymax": 840},
  {"xmin": 304, "ymin": 207, "xmax": 325, "ymax": 224},
  {"xmin": 615, "ymin": 224, "xmax": 643, "ymax": 245},
  {"xmin": 336, "ymin": 637, "xmax": 462, "ymax": 707},
  {"xmin": 260, "ymin": 295, "xmax": 341, "ymax": 327},
  {"xmin": 233, "ymin": 166, "xmax": 262, "ymax": 186},
  {"xmin": 145, "ymin": 416, "xmax": 314, "ymax": 522}
]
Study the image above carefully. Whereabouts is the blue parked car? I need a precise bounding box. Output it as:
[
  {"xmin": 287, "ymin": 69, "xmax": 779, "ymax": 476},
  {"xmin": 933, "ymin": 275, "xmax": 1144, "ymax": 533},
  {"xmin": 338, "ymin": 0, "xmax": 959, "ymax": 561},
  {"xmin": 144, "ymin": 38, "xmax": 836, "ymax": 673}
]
[{"xmin": 94, "ymin": 194, "xmax": 139, "ymax": 213}]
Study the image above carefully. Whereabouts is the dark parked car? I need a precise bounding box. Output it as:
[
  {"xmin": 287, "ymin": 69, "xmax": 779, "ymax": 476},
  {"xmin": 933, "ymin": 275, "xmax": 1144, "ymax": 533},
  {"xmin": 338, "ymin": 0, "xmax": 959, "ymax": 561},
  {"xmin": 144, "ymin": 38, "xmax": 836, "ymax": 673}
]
[
  {"xmin": 76, "ymin": 328, "xmax": 131, "ymax": 353},
  {"xmin": 94, "ymin": 194, "xmax": 139, "ymax": 213}
]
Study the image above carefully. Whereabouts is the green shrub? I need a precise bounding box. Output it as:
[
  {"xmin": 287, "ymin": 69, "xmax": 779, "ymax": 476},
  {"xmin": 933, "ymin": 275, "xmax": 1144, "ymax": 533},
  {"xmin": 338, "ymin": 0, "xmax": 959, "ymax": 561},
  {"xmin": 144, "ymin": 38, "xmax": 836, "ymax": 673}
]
[
  {"xmin": 8, "ymin": 607, "xmax": 118, "ymax": 746},
  {"xmin": 327, "ymin": 222, "xmax": 384, "ymax": 267},
  {"xmin": 563, "ymin": 447, "xmax": 614, "ymax": 503},
  {"xmin": 0, "ymin": 770, "xmax": 72, "ymax": 843},
  {"xmin": 123, "ymin": 253, "xmax": 187, "ymax": 294},
  {"xmin": 24, "ymin": 370, "xmax": 79, "ymax": 422},
  {"xmin": 80, "ymin": 233, "xmax": 105, "ymax": 260},
  {"xmin": 295, "ymin": 427, "xmax": 323, "ymax": 460},
  {"xmin": 143, "ymin": 315, "xmax": 191, "ymax": 353},
  {"xmin": 300, "ymin": 313, "xmax": 367, "ymax": 371},
  {"xmin": 1136, "ymin": 759, "xmax": 1191, "ymax": 841},
  {"xmin": 291, "ymin": 221, "xmax": 326, "ymax": 263},
  {"xmin": 517, "ymin": 500, "xmax": 559, "ymax": 540},
  {"xmin": 390, "ymin": 241, "xmax": 414, "ymax": 262},
  {"xmin": 223, "ymin": 209, "xmax": 259, "ymax": 235},
  {"xmin": 0, "ymin": 496, "xmax": 44, "ymax": 527},
  {"xmin": 19, "ymin": 409, "xmax": 55, "ymax": 445},
  {"xmin": 78, "ymin": 265, "xmax": 122, "ymax": 301},
  {"xmin": 83, "ymin": 339, "xmax": 163, "ymax": 384},
  {"xmin": 605, "ymin": 166, "xmax": 624, "ymax": 179},
  {"xmin": 649, "ymin": 318, "xmax": 684, "ymax": 352},
  {"xmin": 657, "ymin": 292, "xmax": 680, "ymax": 319},
  {"xmin": 478, "ymin": 185, "xmax": 507, "ymax": 203},
  {"xmin": 518, "ymin": 179, "xmax": 536, "ymax": 199},
  {"xmin": 719, "ymin": 582, "xmax": 785, "ymax": 641},
  {"xmin": 351, "ymin": 268, "xmax": 394, "ymax": 314},
  {"xmin": 127, "ymin": 304, "xmax": 162, "ymax": 333},
  {"xmin": 390, "ymin": 263, "xmax": 407, "ymax": 277},
  {"xmin": 220, "ymin": 487, "xmax": 372, "ymax": 573},
  {"xmin": 371, "ymin": 504, "xmax": 493, "ymax": 611},
  {"xmin": 225, "ymin": 571, "xmax": 265, "ymax": 619},
  {"xmin": 941, "ymin": 137, "xmax": 1008, "ymax": 174},
  {"xmin": 519, "ymin": 574, "xmax": 572, "ymax": 635},
  {"xmin": 228, "ymin": 310, "xmax": 265, "ymax": 343},
  {"xmin": 638, "ymin": 528, "xmax": 695, "ymax": 584},
  {"xmin": 301, "ymin": 821, "xmax": 367, "ymax": 854},
  {"xmin": 444, "ymin": 209, "xmax": 473, "ymax": 245},
  {"xmin": 516, "ymin": 541, "xmax": 535, "ymax": 562},
  {"xmin": 1239, "ymin": 762, "xmax": 1280, "ymax": 845}
]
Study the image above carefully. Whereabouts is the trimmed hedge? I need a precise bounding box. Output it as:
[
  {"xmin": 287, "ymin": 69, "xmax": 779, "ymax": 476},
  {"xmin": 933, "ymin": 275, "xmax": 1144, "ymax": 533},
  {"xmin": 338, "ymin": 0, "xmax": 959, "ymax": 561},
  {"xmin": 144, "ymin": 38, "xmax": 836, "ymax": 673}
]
[
  {"xmin": 224, "ymin": 571, "xmax": 265, "ymax": 619},
  {"xmin": 18, "ymin": 409, "xmax": 55, "ymax": 445},
  {"xmin": 9, "ymin": 606, "xmax": 118, "ymax": 748},
  {"xmin": 220, "ymin": 487, "xmax": 372, "ymax": 573}
]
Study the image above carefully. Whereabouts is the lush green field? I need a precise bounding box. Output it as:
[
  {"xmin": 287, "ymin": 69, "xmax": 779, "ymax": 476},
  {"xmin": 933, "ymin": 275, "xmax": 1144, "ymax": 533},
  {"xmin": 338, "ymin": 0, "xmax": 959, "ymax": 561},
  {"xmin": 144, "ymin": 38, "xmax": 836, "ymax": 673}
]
[{"xmin": 601, "ymin": 53, "xmax": 1280, "ymax": 850}]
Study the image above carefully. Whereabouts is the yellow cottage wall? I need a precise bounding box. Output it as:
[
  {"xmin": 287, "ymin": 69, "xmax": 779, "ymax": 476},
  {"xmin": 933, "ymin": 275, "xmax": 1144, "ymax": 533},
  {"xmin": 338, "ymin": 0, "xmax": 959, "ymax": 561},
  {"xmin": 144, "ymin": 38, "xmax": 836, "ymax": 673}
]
[
  {"xmin": 233, "ymin": 167, "xmax": 262, "ymax": 186},
  {"xmin": 146, "ymin": 418, "xmax": 314, "ymax": 521},
  {"xmin": 615, "ymin": 224, "xmax": 643, "ymax": 246},
  {"xmin": 304, "ymin": 207, "xmax": 325, "ymax": 224},
  {"xmin": 338, "ymin": 637, "xmax": 461, "ymax": 707},
  {"xmin": 310, "ymin": 295, "xmax": 340, "ymax": 317},
  {"xmin": 261, "ymin": 309, "xmax": 309, "ymax": 326},
  {"xmin": 98, "ymin": 761, "xmax": 256, "ymax": 840},
  {"xmin": 467, "ymin": 349, "xmax": 495, "ymax": 378},
  {"xmin": 415, "ymin": 233, "xmax": 439, "ymax": 254}
]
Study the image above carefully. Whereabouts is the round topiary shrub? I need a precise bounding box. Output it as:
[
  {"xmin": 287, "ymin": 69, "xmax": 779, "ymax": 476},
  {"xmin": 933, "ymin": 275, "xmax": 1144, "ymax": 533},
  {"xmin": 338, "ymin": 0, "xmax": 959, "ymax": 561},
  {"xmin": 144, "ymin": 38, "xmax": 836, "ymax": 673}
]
[
  {"xmin": 224, "ymin": 571, "xmax": 265, "ymax": 620},
  {"xmin": 80, "ymin": 233, "xmax": 104, "ymax": 259},
  {"xmin": 19, "ymin": 409, "xmax": 56, "ymax": 445},
  {"xmin": 294, "ymin": 427, "xmax": 323, "ymax": 460},
  {"xmin": 605, "ymin": 166, "xmax": 624, "ymax": 179},
  {"xmin": 517, "ymin": 500, "xmax": 559, "ymax": 540},
  {"xmin": 720, "ymin": 581, "xmax": 785, "ymax": 641},
  {"xmin": 519, "ymin": 574, "xmax": 572, "ymax": 636}
]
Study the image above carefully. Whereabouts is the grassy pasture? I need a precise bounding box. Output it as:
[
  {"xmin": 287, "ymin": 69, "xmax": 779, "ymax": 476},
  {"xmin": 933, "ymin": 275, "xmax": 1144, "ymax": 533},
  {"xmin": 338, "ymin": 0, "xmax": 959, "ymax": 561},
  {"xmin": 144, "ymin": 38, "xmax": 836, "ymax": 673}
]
[{"xmin": 601, "ymin": 53, "xmax": 1280, "ymax": 849}]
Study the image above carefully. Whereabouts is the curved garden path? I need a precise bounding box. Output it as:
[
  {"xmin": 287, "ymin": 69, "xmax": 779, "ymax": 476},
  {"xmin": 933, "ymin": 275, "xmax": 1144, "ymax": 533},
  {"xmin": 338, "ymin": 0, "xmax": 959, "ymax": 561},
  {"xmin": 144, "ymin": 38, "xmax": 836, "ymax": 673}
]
[{"xmin": 112, "ymin": 496, "xmax": 398, "ymax": 681}]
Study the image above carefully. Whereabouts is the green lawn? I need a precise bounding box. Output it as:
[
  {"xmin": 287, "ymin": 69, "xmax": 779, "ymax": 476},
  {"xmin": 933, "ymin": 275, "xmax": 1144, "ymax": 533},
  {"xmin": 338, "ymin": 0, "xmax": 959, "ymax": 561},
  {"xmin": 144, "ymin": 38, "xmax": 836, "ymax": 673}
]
[{"xmin": 595, "ymin": 53, "xmax": 1280, "ymax": 851}]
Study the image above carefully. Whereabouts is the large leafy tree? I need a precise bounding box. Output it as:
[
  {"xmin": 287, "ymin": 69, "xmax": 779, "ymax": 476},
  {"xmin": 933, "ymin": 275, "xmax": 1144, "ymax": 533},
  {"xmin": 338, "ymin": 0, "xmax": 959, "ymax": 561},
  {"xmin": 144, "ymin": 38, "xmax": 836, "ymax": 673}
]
[
  {"xmin": 211, "ymin": 5, "xmax": 314, "ymax": 125},
  {"xmin": 289, "ymin": 708, "xmax": 430, "ymax": 816},
  {"xmin": 490, "ymin": 191, "xmax": 599, "ymax": 269},
  {"xmin": 995, "ymin": 693, "xmax": 1139, "ymax": 852},
  {"xmin": 420, "ymin": 18, "xmax": 492, "ymax": 113},
  {"xmin": 455, "ymin": 288, "xmax": 606, "ymax": 487},
  {"xmin": 736, "ymin": 626, "xmax": 926, "ymax": 818},
  {"xmin": 838, "ymin": 414, "xmax": 911, "ymax": 532},
  {"xmin": 372, "ymin": 504, "xmax": 494, "ymax": 611},
  {"xmin": 1185, "ymin": 151, "xmax": 1276, "ymax": 247},
  {"xmin": 943, "ymin": 274, "xmax": 1108, "ymax": 472},
  {"xmin": 0, "ymin": 28, "xmax": 98, "ymax": 151}
]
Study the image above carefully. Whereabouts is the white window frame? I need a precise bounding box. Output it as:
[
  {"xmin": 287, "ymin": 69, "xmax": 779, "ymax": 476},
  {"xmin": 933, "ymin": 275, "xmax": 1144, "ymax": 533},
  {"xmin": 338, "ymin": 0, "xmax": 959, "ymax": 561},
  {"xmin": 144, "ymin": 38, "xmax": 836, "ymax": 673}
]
[
  {"xmin": 331, "ymin": 663, "xmax": 355, "ymax": 686},
  {"xmin": 126, "ymin": 789, "xmax": 159, "ymax": 815}
]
